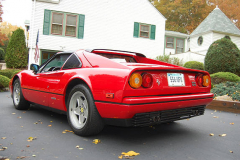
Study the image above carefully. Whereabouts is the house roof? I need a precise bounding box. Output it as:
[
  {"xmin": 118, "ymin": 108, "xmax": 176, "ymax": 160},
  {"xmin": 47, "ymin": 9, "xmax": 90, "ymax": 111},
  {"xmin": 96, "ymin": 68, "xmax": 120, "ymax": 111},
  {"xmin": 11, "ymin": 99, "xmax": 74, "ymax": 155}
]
[
  {"xmin": 190, "ymin": 6, "xmax": 240, "ymax": 36},
  {"xmin": 165, "ymin": 30, "xmax": 189, "ymax": 38}
]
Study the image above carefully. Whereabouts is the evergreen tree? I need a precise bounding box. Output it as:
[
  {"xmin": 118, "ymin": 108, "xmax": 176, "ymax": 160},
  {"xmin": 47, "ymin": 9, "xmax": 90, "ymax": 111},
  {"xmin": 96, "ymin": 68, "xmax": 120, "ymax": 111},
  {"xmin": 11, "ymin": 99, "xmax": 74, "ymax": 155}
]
[{"xmin": 5, "ymin": 28, "xmax": 28, "ymax": 68}]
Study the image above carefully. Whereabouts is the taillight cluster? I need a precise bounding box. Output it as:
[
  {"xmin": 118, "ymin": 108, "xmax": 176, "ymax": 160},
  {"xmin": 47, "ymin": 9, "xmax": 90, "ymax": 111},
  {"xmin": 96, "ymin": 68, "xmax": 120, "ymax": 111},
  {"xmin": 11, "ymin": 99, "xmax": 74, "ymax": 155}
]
[
  {"xmin": 196, "ymin": 74, "xmax": 210, "ymax": 87},
  {"xmin": 129, "ymin": 73, "xmax": 153, "ymax": 89}
]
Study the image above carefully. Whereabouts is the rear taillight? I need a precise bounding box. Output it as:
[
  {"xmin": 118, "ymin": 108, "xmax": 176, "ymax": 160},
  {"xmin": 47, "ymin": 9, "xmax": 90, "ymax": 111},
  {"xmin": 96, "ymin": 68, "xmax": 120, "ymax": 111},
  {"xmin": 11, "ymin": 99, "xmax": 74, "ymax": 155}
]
[
  {"xmin": 196, "ymin": 74, "xmax": 210, "ymax": 87},
  {"xmin": 142, "ymin": 73, "xmax": 153, "ymax": 88},
  {"xmin": 129, "ymin": 73, "xmax": 142, "ymax": 89}
]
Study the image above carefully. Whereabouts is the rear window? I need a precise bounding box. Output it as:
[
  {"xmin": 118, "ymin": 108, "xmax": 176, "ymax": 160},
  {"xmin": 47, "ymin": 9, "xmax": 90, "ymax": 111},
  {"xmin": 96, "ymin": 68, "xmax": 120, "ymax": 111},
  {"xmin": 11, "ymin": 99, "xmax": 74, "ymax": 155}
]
[{"xmin": 95, "ymin": 53, "xmax": 136, "ymax": 63}]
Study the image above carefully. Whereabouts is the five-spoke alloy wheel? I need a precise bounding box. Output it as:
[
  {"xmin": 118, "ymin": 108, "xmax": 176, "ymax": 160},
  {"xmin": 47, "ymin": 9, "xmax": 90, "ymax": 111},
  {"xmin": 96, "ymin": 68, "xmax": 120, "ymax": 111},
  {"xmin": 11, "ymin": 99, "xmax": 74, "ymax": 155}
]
[{"xmin": 67, "ymin": 84, "xmax": 104, "ymax": 136}]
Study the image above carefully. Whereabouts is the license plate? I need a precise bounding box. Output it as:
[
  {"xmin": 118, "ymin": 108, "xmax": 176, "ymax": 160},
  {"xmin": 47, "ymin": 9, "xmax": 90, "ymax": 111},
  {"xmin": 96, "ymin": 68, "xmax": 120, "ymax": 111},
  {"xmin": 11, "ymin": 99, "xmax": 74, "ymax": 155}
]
[{"xmin": 167, "ymin": 73, "xmax": 185, "ymax": 86}]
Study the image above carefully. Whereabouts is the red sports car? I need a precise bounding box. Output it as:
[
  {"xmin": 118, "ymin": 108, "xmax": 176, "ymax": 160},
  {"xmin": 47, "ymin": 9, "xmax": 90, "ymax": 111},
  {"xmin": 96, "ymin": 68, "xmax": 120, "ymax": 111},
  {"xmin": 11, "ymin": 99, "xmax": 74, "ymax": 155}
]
[{"xmin": 9, "ymin": 49, "xmax": 213, "ymax": 136}]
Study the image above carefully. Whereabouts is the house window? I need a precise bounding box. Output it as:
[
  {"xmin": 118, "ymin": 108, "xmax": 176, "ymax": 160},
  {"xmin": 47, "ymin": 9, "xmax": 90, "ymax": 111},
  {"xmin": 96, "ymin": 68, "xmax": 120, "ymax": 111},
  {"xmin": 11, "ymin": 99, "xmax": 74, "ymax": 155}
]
[
  {"xmin": 198, "ymin": 36, "xmax": 203, "ymax": 46},
  {"xmin": 140, "ymin": 25, "xmax": 150, "ymax": 38},
  {"xmin": 51, "ymin": 12, "xmax": 63, "ymax": 35},
  {"xmin": 65, "ymin": 15, "xmax": 77, "ymax": 37},
  {"xmin": 176, "ymin": 39, "xmax": 184, "ymax": 53},
  {"xmin": 43, "ymin": 9, "xmax": 85, "ymax": 39},
  {"xmin": 41, "ymin": 51, "xmax": 58, "ymax": 65},
  {"xmin": 166, "ymin": 37, "xmax": 174, "ymax": 48},
  {"xmin": 133, "ymin": 22, "xmax": 156, "ymax": 40}
]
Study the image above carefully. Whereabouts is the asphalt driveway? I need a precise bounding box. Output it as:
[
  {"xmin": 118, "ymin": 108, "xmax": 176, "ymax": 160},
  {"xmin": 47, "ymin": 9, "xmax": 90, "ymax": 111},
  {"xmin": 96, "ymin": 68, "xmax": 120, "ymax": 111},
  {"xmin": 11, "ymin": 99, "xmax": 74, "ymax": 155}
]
[{"xmin": 0, "ymin": 91, "xmax": 239, "ymax": 160}]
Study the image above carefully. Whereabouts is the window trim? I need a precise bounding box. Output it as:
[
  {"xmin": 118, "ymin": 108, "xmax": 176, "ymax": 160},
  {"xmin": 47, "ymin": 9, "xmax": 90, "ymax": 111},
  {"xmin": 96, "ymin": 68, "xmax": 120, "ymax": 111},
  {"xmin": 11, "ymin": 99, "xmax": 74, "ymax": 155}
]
[
  {"xmin": 176, "ymin": 38, "xmax": 184, "ymax": 54},
  {"xmin": 139, "ymin": 24, "xmax": 150, "ymax": 38},
  {"xmin": 197, "ymin": 36, "xmax": 203, "ymax": 46},
  {"xmin": 65, "ymin": 14, "xmax": 77, "ymax": 37},
  {"xmin": 166, "ymin": 37, "xmax": 174, "ymax": 49},
  {"xmin": 51, "ymin": 12, "xmax": 64, "ymax": 35}
]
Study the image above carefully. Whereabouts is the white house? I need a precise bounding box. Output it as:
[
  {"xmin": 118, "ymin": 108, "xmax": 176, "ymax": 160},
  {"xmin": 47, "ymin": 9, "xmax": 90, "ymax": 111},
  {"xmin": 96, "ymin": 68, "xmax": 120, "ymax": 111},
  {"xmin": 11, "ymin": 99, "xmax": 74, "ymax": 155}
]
[
  {"xmin": 169, "ymin": 6, "xmax": 240, "ymax": 64},
  {"xmin": 164, "ymin": 30, "xmax": 189, "ymax": 55},
  {"xmin": 28, "ymin": 0, "xmax": 166, "ymax": 67}
]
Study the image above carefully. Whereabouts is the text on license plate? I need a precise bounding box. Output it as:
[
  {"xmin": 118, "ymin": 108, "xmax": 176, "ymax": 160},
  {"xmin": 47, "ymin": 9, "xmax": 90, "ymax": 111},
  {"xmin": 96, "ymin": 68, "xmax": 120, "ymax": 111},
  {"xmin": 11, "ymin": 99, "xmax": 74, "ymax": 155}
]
[{"xmin": 167, "ymin": 73, "xmax": 185, "ymax": 86}]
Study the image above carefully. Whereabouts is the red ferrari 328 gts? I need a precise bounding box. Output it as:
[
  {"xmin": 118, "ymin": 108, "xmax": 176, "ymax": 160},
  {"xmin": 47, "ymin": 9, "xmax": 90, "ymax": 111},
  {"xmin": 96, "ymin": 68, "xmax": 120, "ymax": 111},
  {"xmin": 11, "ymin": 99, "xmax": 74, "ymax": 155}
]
[{"xmin": 9, "ymin": 49, "xmax": 214, "ymax": 136}]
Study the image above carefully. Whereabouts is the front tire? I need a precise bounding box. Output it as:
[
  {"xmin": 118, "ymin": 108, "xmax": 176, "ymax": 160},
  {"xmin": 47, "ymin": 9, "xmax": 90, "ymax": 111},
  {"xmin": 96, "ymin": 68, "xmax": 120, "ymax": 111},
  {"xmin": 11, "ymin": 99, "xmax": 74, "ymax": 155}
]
[
  {"xmin": 12, "ymin": 79, "xmax": 30, "ymax": 110},
  {"xmin": 67, "ymin": 84, "xmax": 104, "ymax": 136}
]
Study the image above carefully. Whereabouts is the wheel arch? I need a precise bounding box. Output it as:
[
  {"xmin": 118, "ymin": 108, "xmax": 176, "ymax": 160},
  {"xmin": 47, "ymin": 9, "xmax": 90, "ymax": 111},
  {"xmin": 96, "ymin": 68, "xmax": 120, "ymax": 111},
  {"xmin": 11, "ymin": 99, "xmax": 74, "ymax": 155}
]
[{"xmin": 64, "ymin": 78, "xmax": 92, "ymax": 110}]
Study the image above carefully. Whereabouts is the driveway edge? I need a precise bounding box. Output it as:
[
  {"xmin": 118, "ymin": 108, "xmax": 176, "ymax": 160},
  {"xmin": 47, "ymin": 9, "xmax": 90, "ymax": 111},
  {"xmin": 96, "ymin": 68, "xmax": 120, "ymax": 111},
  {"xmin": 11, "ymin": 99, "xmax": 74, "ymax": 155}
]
[{"xmin": 206, "ymin": 100, "xmax": 240, "ymax": 113}]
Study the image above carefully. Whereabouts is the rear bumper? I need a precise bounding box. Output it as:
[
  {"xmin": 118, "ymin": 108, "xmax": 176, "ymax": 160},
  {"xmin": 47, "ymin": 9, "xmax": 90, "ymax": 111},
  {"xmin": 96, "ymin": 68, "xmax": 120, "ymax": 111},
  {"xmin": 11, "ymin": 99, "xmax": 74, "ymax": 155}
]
[{"xmin": 95, "ymin": 93, "xmax": 213, "ymax": 120}]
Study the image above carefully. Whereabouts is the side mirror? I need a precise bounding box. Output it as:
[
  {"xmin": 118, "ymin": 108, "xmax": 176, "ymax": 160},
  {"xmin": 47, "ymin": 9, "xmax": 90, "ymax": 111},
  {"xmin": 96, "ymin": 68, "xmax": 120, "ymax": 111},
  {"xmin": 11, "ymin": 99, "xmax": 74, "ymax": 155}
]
[{"xmin": 30, "ymin": 64, "xmax": 39, "ymax": 73}]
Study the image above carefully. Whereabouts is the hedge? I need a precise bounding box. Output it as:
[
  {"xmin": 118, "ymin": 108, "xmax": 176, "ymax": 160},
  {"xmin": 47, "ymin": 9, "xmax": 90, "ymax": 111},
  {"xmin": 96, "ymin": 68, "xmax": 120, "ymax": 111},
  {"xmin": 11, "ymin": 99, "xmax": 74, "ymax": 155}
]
[
  {"xmin": 0, "ymin": 75, "xmax": 10, "ymax": 89},
  {"xmin": 210, "ymin": 72, "xmax": 240, "ymax": 84},
  {"xmin": 183, "ymin": 61, "xmax": 204, "ymax": 70},
  {"xmin": 0, "ymin": 69, "xmax": 21, "ymax": 79}
]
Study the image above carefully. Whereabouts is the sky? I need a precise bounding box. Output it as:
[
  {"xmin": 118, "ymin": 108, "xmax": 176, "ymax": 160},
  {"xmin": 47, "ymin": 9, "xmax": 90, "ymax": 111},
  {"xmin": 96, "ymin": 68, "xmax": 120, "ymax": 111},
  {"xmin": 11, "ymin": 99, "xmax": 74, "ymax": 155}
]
[{"xmin": 1, "ymin": 0, "xmax": 32, "ymax": 28}]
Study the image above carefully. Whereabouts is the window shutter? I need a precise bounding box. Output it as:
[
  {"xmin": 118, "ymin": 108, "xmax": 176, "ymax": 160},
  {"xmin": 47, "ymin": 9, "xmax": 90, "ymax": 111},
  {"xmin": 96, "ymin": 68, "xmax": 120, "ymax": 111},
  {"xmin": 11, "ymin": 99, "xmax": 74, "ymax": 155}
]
[
  {"xmin": 133, "ymin": 22, "xmax": 139, "ymax": 38},
  {"xmin": 43, "ymin": 9, "xmax": 51, "ymax": 35},
  {"xmin": 150, "ymin": 25, "xmax": 156, "ymax": 40},
  {"xmin": 78, "ymin": 14, "xmax": 85, "ymax": 39}
]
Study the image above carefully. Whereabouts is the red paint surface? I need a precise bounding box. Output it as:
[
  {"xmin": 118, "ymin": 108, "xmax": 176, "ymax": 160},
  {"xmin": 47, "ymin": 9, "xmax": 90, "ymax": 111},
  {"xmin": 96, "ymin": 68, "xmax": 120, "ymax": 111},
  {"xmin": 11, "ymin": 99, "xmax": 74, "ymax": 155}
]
[{"xmin": 10, "ymin": 49, "xmax": 213, "ymax": 119}]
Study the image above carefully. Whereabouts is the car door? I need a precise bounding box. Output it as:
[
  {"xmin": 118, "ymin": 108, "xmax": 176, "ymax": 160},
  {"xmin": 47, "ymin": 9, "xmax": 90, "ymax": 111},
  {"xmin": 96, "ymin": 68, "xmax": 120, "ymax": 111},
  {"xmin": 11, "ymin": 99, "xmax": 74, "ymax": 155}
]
[
  {"xmin": 47, "ymin": 53, "xmax": 82, "ymax": 111},
  {"xmin": 22, "ymin": 53, "xmax": 71, "ymax": 107}
]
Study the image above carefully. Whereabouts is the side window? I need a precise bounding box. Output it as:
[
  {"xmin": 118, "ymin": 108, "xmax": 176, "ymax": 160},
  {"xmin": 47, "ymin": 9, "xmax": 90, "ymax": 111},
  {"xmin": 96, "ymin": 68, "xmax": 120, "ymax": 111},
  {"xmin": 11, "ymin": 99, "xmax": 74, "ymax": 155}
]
[
  {"xmin": 62, "ymin": 54, "xmax": 81, "ymax": 69},
  {"xmin": 41, "ymin": 54, "xmax": 70, "ymax": 72}
]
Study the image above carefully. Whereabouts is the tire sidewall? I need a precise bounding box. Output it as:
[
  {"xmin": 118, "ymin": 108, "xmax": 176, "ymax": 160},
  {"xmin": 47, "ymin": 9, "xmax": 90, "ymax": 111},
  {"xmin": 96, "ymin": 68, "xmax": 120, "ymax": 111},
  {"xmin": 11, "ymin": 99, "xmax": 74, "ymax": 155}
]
[{"xmin": 67, "ymin": 84, "xmax": 98, "ymax": 135}]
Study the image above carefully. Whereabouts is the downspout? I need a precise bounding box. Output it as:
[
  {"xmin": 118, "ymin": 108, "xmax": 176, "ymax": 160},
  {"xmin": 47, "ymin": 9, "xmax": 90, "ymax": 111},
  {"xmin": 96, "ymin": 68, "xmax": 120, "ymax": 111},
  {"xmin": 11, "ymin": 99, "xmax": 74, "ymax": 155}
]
[{"xmin": 28, "ymin": 0, "xmax": 36, "ymax": 70}]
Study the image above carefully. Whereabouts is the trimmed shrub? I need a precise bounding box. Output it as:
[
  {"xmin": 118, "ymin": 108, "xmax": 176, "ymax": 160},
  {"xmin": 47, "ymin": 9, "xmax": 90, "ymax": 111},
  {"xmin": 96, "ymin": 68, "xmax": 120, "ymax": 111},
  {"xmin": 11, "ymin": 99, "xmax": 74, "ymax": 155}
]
[
  {"xmin": 211, "ymin": 82, "xmax": 240, "ymax": 101},
  {"xmin": 183, "ymin": 61, "xmax": 204, "ymax": 70},
  {"xmin": 5, "ymin": 28, "xmax": 28, "ymax": 68},
  {"xmin": 204, "ymin": 37, "xmax": 240, "ymax": 76},
  {"xmin": 0, "ymin": 69, "xmax": 21, "ymax": 79},
  {"xmin": 0, "ymin": 47, "xmax": 5, "ymax": 60},
  {"xmin": 0, "ymin": 75, "xmax": 10, "ymax": 89},
  {"xmin": 210, "ymin": 72, "xmax": 240, "ymax": 84},
  {"xmin": 156, "ymin": 55, "xmax": 183, "ymax": 66}
]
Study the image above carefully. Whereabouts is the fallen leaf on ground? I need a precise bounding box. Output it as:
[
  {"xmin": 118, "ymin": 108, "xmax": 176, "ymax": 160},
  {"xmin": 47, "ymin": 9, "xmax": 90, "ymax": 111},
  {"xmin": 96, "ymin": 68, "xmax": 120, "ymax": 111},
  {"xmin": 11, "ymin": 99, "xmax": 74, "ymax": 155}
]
[
  {"xmin": 230, "ymin": 151, "xmax": 233, "ymax": 153},
  {"xmin": 50, "ymin": 121, "xmax": 53, "ymax": 122},
  {"xmin": 28, "ymin": 137, "xmax": 37, "ymax": 142},
  {"xmin": 79, "ymin": 148, "xmax": 84, "ymax": 150},
  {"xmin": 12, "ymin": 113, "xmax": 16, "ymax": 115},
  {"xmin": 0, "ymin": 147, "xmax": 7, "ymax": 151},
  {"xmin": 48, "ymin": 125, "xmax": 52, "ymax": 127},
  {"xmin": 213, "ymin": 116, "xmax": 218, "ymax": 118},
  {"xmin": 65, "ymin": 130, "xmax": 73, "ymax": 133},
  {"xmin": 76, "ymin": 145, "xmax": 80, "ymax": 148},
  {"xmin": 229, "ymin": 123, "xmax": 234, "ymax": 125},
  {"xmin": 32, "ymin": 155, "xmax": 36, "ymax": 157},
  {"xmin": 26, "ymin": 145, "xmax": 30, "ymax": 147},
  {"xmin": 17, "ymin": 116, "xmax": 22, "ymax": 118},
  {"xmin": 92, "ymin": 139, "xmax": 101, "ymax": 144},
  {"xmin": 62, "ymin": 131, "xmax": 66, "ymax": 134},
  {"xmin": 34, "ymin": 122, "xmax": 38, "ymax": 124},
  {"xmin": 119, "ymin": 151, "xmax": 140, "ymax": 159},
  {"xmin": 209, "ymin": 133, "xmax": 214, "ymax": 136},
  {"xmin": 22, "ymin": 111, "xmax": 26, "ymax": 113},
  {"xmin": 219, "ymin": 134, "xmax": 227, "ymax": 137},
  {"xmin": 214, "ymin": 110, "xmax": 217, "ymax": 112},
  {"xmin": 1, "ymin": 137, "xmax": 6, "ymax": 139}
]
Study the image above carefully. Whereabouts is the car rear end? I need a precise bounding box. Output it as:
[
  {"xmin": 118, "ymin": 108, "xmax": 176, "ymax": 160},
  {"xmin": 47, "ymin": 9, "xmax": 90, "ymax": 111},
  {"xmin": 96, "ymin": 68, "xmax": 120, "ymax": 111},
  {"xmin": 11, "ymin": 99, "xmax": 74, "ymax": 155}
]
[{"xmin": 87, "ymin": 49, "xmax": 213, "ymax": 127}]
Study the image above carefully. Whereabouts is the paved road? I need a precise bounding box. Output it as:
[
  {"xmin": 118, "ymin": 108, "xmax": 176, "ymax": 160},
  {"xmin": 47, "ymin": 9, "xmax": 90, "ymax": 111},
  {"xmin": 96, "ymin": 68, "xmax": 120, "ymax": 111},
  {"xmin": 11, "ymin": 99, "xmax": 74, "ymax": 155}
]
[{"xmin": 0, "ymin": 91, "xmax": 240, "ymax": 160}]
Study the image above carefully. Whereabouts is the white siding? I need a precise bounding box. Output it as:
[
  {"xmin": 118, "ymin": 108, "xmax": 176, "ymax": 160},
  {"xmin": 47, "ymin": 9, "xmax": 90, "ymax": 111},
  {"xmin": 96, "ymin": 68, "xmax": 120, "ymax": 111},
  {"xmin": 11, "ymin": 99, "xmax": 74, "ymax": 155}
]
[
  {"xmin": 213, "ymin": 32, "xmax": 240, "ymax": 50},
  {"xmin": 190, "ymin": 32, "xmax": 213, "ymax": 55},
  {"xmin": 170, "ymin": 52, "xmax": 205, "ymax": 64},
  {"xmin": 29, "ymin": 0, "xmax": 166, "ymax": 65}
]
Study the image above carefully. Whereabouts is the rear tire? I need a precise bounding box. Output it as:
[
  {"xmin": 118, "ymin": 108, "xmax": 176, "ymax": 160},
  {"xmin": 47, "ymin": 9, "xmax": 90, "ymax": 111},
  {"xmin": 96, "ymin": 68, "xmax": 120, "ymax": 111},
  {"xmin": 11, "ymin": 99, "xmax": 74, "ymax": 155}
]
[
  {"xmin": 12, "ymin": 79, "xmax": 30, "ymax": 110},
  {"xmin": 67, "ymin": 84, "xmax": 104, "ymax": 136}
]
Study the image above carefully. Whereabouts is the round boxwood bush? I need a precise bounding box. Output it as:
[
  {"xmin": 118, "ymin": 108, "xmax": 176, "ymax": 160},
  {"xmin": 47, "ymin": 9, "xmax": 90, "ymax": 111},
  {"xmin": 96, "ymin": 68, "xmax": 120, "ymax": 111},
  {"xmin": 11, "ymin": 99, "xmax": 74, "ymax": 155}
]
[
  {"xmin": 0, "ymin": 69, "xmax": 21, "ymax": 79},
  {"xmin": 210, "ymin": 72, "xmax": 240, "ymax": 84},
  {"xmin": 204, "ymin": 37, "xmax": 240, "ymax": 76},
  {"xmin": 183, "ymin": 61, "xmax": 204, "ymax": 70},
  {"xmin": 0, "ymin": 75, "xmax": 10, "ymax": 89}
]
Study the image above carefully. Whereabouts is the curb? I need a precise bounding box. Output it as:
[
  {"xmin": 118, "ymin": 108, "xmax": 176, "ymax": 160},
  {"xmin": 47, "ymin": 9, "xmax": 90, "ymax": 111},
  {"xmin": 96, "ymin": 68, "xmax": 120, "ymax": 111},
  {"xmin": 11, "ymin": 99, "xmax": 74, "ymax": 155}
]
[{"xmin": 206, "ymin": 100, "xmax": 240, "ymax": 113}]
